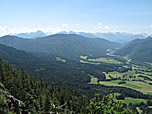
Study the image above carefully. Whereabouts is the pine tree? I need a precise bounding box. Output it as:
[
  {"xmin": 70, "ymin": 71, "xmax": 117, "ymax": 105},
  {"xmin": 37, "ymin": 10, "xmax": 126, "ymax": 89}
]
[{"xmin": 87, "ymin": 94, "xmax": 133, "ymax": 114}]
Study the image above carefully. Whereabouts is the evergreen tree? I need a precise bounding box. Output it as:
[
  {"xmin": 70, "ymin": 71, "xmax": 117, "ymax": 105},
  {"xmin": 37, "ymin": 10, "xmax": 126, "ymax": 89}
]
[{"xmin": 87, "ymin": 94, "xmax": 133, "ymax": 114}]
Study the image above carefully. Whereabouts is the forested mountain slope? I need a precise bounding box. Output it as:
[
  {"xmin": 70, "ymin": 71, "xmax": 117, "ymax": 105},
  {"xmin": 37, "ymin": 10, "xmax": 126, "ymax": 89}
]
[
  {"xmin": 0, "ymin": 59, "xmax": 135, "ymax": 114},
  {"xmin": 0, "ymin": 44, "xmax": 38, "ymax": 64},
  {"xmin": 115, "ymin": 37, "xmax": 152, "ymax": 62},
  {"xmin": 0, "ymin": 34, "xmax": 121, "ymax": 58},
  {"xmin": 0, "ymin": 59, "xmax": 89, "ymax": 113}
]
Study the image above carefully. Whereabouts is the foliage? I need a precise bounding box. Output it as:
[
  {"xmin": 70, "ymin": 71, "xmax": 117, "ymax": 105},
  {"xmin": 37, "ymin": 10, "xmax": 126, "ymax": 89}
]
[
  {"xmin": 87, "ymin": 94, "xmax": 133, "ymax": 114},
  {"xmin": 0, "ymin": 59, "xmax": 89, "ymax": 113},
  {"xmin": 0, "ymin": 89, "xmax": 14, "ymax": 114},
  {"xmin": 1, "ymin": 38, "xmax": 152, "ymax": 114},
  {"xmin": 0, "ymin": 34, "xmax": 121, "ymax": 59}
]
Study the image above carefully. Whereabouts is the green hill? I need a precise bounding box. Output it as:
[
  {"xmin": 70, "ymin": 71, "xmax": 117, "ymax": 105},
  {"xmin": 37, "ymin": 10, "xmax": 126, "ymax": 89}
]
[
  {"xmin": 115, "ymin": 37, "xmax": 152, "ymax": 62},
  {"xmin": 0, "ymin": 34, "xmax": 121, "ymax": 58},
  {"xmin": 0, "ymin": 44, "xmax": 38, "ymax": 64},
  {"xmin": 0, "ymin": 59, "xmax": 89, "ymax": 113}
]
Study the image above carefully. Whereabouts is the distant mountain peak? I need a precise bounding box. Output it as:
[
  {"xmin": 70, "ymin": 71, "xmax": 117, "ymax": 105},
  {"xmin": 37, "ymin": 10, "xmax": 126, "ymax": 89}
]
[{"xmin": 14, "ymin": 30, "xmax": 46, "ymax": 39}]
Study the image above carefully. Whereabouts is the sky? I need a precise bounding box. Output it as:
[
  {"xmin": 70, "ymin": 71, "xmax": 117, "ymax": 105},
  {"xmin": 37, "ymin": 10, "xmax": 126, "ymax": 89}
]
[{"xmin": 0, "ymin": 0, "xmax": 152, "ymax": 35}]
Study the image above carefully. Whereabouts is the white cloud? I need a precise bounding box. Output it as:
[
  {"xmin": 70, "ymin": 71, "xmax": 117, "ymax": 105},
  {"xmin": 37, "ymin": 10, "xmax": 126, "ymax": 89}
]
[
  {"xmin": 105, "ymin": 26, "xmax": 111, "ymax": 30},
  {"xmin": 94, "ymin": 23, "xmax": 102, "ymax": 29},
  {"xmin": 0, "ymin": 26, "xmax": 9, "ymax": 36},
  {"xmin": 0, "ymin": 25, "xmax": 63, "ymax": 36},
  {"xmin": 150, "ymin": 24, "xmax": 152, "ymax": 28},
  {"xmin": 75, "ymin": 23, "xmax": 79, "ymax": 26},
  {"xmin": 62, "ymin": 24, "xmax": 69, "ymax": 27}
]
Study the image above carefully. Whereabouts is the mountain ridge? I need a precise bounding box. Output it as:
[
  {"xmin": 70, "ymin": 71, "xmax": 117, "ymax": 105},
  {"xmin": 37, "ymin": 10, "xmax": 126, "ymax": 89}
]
[
  {"xmin": 11, "ymin": 30, "xmax": 150, "ymax": 43},
  {"xmin": 15, "ymin": 30, "xmax": 46, "ymax": 39},
  {"xmin": 115, "ymin": 36, "xmax": 152, "ymax": 62},
  {"xmin": 0, "ymin": 34, "xmax": 121, "ymax": 59}
]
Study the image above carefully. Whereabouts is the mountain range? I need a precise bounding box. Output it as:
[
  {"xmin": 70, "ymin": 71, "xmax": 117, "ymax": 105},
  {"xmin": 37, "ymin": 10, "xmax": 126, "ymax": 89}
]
[
  {"xmin": 0, "ymin": 34, "xmax": 121, "ymax": 58},
  {"xmin": 12, "ymin": 30, "xmax": 151, "ymax": 43},
  {"xmin": 1, "ymin": 31, "xmax": 152, "ymax": 113},
  {"xmin": 15, "ymin": 30, "xmax": 47, "ymax": 38},
  {"xmin": 2, "ymin": 33, "xmax": 152, "ymax": 62}
]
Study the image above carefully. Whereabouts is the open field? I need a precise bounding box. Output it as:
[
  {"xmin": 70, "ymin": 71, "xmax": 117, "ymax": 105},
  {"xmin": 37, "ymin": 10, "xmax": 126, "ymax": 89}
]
[
  {"xmin": 56, "ymin": 57, "xmax": 66, "ymax": 62},
  {"xmin": 127, "ymin": 70, "xmax": 135, "ymax": 76},
  {"xmin": 103, "ymin": 72, "xmax": 112, "ymax": 79},
  {"xmin": 128, "ymin": 81, "xmax": 152, "ymax": 93},
  {"xmin": 110, "ymin": 80, "xmax": 122, "ymax": 83},
  {"xmin": 80, "ymin": 56, "xmax": 122, "ymax": 65},
  {"xmin": 101, "ymin": 65, "xmax": 152, "ymax": 94},
  {"xmin": 110, "ymin": 93, "xmax": 147, "ymax": 107},
  {"xmin": 123, "ymin": 65, "xmax": 130, "ymax": 68},
  {"xmin": 148, "ymin": 106, "xmax": 152, "ymax": 108},
  {"xmin": 99, "ymin": 81, "xmax": 120, "ymax": 86},
  {"xmin": 134, "ymin": 74, "xmax": 152, "ymax": 79},
  {"xmin": 83, "ymin": 56, "xmax": 152, "ymax": 95},
  {"xmin": 138, "ymin": 71, "xmax": 152, "ymax": 75},
  {"xmin": 88, "ymin": 57, "xmax": 122, "ymax": 64},
  {"xmin": 122, "ymin": 97, "xmax": 147, "ymax": 105},
  {"xmin": 104, "ymin": 70, "xmax": 152, "ymax": 81},
  {"xmin": 80, "ymin": 56, "xmax": 88, "ymax": 60},
  {"xmin": 99, "ymin": 80, "xmax": 152, "ymax": 94},
  {"xmin": 145, "ymin": 62, "xmax": 152, "ymax": 65},
  {"xmin": 103, "ymin": 70, "xmax": 135, "ymax": 79},
  {"xmin": 88, "ymin": 75, "xmax": 98, "ymax": 84},
  {"xmin": 80, "ymin": 60, "xmax": 100, "ymax": 65},
  {"xmin": 147, "ymin": 92, "xmax": 152, "ymax": 95},
  {"xmin": 103, "ymin": 72, "xmax": 123, "ymax": 79},
  {"xmin": 122, "ymin": 83, "xmax": 143, "ymax": 89}
]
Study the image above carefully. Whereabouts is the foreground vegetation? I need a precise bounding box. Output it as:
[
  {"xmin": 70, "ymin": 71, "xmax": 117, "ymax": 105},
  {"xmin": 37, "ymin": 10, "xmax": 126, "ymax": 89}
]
[
  {"xmin": 0, "ymin": 59, "xmax": 89, "ymax": 113},
  {"xmin": 87, "ymin": 94, "xmax": 132, "ymax": 114},
  {"xmin": 85, "ymin": 55, "xmax": 152, "ymax": 113},
  {"xmin": 0, "ymin": 59, "xmax": 134, "ymax": 113}
]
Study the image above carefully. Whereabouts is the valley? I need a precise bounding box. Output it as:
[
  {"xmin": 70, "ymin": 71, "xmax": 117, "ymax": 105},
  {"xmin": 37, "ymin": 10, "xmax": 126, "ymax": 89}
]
[
  {"xmin": 79, "ymin": 52, "xmax": 152, "ymax": 112},
  {"xmin": 84, "ymin": 55, "xmax": 152, "ymax": 92},
  {"xmin": 0, "ymin": 34, "xmax": 152, "ymax": 113},
  {"xmin": 1, "ymin": 0, "xmax": 152, "ymax": 113}
]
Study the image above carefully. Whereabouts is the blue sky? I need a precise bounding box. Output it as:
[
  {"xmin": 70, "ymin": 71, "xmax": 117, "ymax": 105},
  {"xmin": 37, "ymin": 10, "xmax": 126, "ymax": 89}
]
[{"xmin": 0, "ymin": 0, "xmax": 152, "ymax": 35}]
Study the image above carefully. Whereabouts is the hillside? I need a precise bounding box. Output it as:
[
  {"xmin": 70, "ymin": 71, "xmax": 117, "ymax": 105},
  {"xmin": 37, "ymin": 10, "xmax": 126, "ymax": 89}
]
[
  {"xmin": 0, "ymin": 34, "xmax": 121, "ymax": 58},
  {"xmin": 0, "ymin": 59, "xmax": 89, "ymax": 113},
  {"xmin": 0, "ymin": 58, "xmax": 136, "ymax": 114},
  {"xmin": 1, "ymin": 38, "xmax": 152, "ymax": 113},
  {"xmin": 0, "ymin": 44, "xmax": 39, "ymax": 64},
  {"xmin": 115, "ymin": 37, "xmax": 152, "ymax": 62}
]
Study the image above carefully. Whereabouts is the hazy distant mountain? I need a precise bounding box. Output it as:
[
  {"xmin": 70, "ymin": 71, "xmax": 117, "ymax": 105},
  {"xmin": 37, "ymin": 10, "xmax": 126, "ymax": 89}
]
[
  {"xmin": 115, "ymin": 36, "xmax": 152, "ymax": 62},
  {"xmin": 56, "ymin": 31, "xmax": 147, "ymax": 43},
  {"xmin": 87, "ymin": 32, "xmax": 146, "ymax": 43},
  {"xmin": 78, "ymin": 32, "xmax": 98, "ymax": 38},
  {"xmin": 69, "ymin": 31, "xmax": 76, "ymax": 34},
  {"xmin": 0, "ymin": 34, "xmax": 121, "ymax": 58},
  {"xmin": 15, "ymin": 30, "xmax": 46, "ymax": 39},
  {"xmin": 13, "ymin": 30, "xmax": 150, "ymax": 43},
  {"xmin": 57, "ymin": 31, "xmax": 68, "ymax": 34}
]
